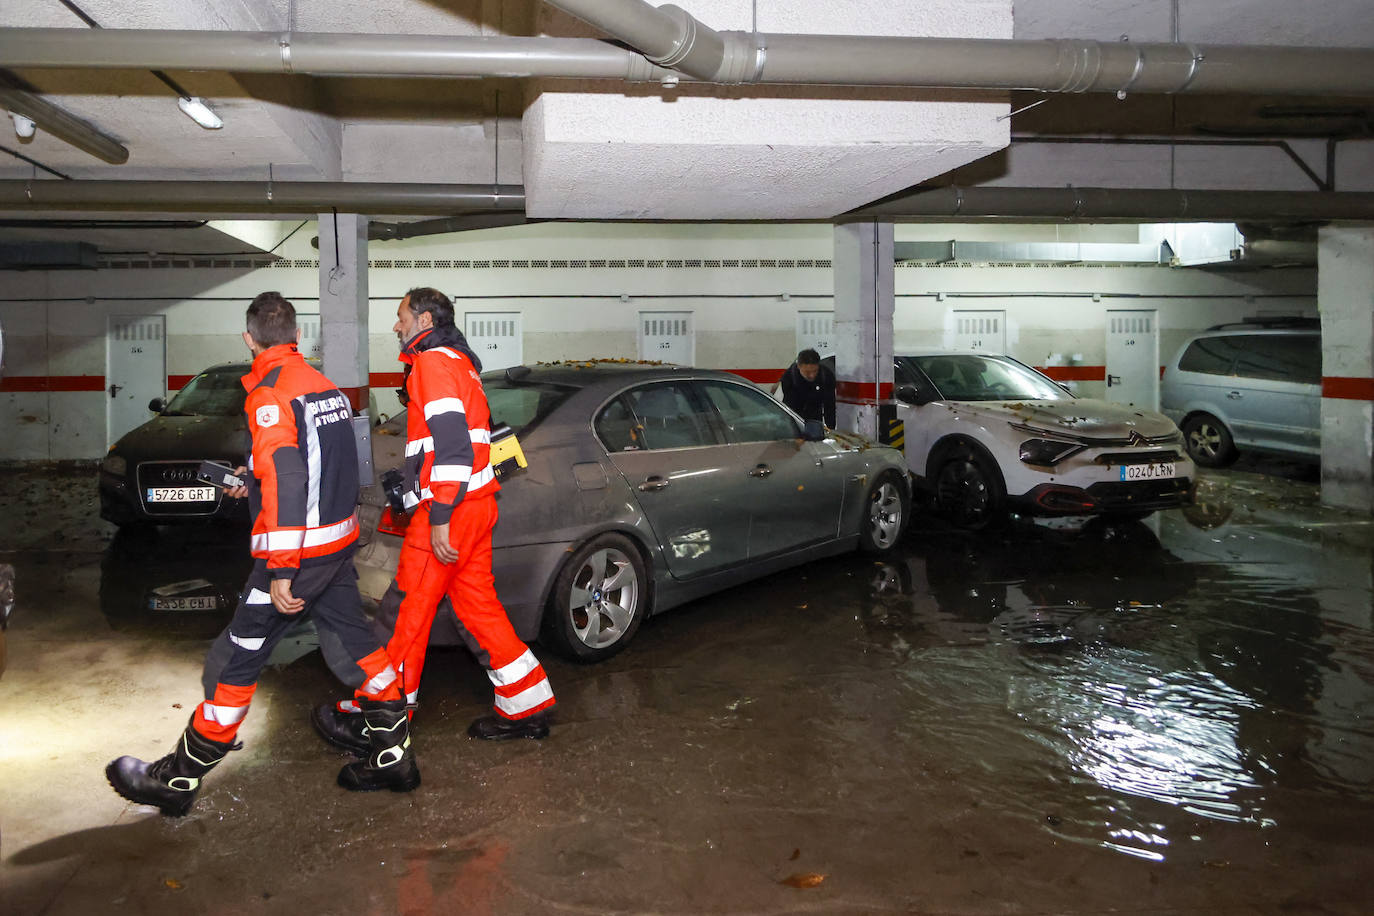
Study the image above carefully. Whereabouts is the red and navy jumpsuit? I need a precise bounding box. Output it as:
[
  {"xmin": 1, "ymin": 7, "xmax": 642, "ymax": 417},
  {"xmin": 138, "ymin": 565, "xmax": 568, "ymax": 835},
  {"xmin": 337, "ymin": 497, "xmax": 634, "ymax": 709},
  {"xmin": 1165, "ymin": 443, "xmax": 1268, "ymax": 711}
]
[
  {"xmin": 193, "ymin": 344, "xmax": 400, "ymax": 745},
  {"xmin": 366, "ymin": 326, "xmax": 554, "ymax": 721}
]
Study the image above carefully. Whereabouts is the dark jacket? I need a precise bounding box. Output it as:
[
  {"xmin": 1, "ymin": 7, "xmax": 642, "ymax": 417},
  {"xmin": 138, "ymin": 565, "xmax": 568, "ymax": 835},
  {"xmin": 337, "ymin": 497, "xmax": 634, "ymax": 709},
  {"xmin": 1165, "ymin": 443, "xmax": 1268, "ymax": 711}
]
[{"xmin": 780, "ymin": 361, "xmax": 836, "ymax": 428}]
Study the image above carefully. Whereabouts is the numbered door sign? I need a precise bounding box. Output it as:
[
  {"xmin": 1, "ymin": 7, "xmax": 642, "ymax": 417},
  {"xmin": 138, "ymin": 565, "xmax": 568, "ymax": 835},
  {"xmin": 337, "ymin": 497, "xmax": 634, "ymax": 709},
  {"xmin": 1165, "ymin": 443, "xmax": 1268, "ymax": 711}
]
[
  {"xmin": 464, "ymin": 312, "xmax": 523, "ymax": 372},
  {"xmin": 638, "ymin": 311, "xmax": 694, "ymax": 365},
  {"xmin": 796, "ymin": 311, "xmax": 835, "ymax": 359}
]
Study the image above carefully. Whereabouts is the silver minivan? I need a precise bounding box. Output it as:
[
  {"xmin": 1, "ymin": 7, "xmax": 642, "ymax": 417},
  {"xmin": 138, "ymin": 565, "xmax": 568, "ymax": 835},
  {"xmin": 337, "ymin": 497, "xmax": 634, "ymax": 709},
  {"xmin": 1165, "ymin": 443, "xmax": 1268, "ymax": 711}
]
[{"xmin": 1161, "ymin": 320, "xmax": 1321, "ymax": 467}]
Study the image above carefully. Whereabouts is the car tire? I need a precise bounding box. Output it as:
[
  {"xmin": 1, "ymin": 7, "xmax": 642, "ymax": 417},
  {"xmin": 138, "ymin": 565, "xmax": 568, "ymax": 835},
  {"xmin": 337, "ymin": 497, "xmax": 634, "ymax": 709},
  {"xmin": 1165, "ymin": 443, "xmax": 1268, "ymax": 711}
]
[
  {"xmin": 1181, "ymin": 413, "xmax": 1238, "ymax": 468},
  {"xmin": 933, "ymin": 444, "xmax": 1006, "ymax": 531},
  {"xmin": 859, "ymin": 471, "xmax": 909, "ymax": 555},
  {"xmin": 542, "ymin": 532, "xmax": 649, "ymax": 663}
]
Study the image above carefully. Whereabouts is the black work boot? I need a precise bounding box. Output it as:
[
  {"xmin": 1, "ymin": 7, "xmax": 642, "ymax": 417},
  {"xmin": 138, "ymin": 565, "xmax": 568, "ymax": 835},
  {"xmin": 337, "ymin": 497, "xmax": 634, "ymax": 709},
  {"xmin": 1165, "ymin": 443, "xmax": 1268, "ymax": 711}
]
[
  {"xmin": 467, "ymin": 711, "xmax": 550, "ymax": 741},
  {"xmin": 311, "ymin": 702, "xmax": 370, "ymax": 757},
  {"xmin": 337, "ymin": 699, "xmax": 420, "ymax": 793},
  {"xmin": 106, "ymin": 723, "xmax": 236, "ymax": 817}
]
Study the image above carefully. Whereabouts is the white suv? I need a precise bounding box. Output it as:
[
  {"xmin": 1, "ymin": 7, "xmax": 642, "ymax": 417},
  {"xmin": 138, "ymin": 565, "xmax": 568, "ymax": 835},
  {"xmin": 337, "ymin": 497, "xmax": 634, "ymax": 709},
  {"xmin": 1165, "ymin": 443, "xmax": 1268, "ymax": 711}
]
[{"xmin": 893, "ymin": 352, "xmax": 1195, "ymax": 529}]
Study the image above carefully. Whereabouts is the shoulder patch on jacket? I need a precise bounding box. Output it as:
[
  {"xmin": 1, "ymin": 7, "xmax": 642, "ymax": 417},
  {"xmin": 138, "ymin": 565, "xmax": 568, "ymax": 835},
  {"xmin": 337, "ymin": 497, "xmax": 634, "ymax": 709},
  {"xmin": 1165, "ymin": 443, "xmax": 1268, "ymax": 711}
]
[{"xmin": 256, "ymin": 404, "xmax": 280, "ymax": 427}]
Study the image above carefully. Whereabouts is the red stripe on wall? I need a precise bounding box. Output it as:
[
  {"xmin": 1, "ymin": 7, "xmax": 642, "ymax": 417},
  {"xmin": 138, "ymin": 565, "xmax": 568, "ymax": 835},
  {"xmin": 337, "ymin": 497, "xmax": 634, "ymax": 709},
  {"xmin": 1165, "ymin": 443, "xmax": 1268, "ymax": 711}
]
[
  {"xmin": 726, "ymin": 368, "xmax": 785, "ymax": 384},
  {"xmin": 370, "ymin": 372, "xmax": 406, "ymax": 388},
  {"xmin": 1322, "ymin": 376, "xmax": 1374, "ymax": 401},
  {"xmin": 168, "ymin": 374, "xmax": 195, "ymax": 389},
  {"xmin": 836, "ymin": 380, "xmax": 894, "ymax": 401},
  {"xmin": 0, "ymin": 375, "xmax": 106, "ymax": 393},
  {"xmin": 338, "ymin": 387, "xmax": 370, "ymax": 411},
  {"xmin": 1035, "ymin": 365, "xmax": 1106, "ymax": 382}
]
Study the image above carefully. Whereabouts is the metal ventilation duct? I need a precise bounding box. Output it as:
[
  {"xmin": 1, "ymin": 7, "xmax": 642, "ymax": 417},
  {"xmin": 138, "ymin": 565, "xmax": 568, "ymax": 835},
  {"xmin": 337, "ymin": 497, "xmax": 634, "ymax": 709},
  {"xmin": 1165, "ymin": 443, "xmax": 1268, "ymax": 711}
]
[{"xmin": 894, "ymin": 240, "xmax": 1170, "ymax": 264}]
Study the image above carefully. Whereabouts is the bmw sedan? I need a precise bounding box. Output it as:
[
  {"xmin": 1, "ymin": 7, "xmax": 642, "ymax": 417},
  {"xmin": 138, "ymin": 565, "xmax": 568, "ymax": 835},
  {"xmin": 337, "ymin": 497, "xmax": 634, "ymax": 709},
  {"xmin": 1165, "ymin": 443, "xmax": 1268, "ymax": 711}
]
[
  {"xmin": 354, "ymin": 361, "xmax": 911, "ymax": 662},
  {"xmin": 99, "ymin": 362, "xmax": 255, "ymax": 528},
  {"xmin": 893, "ymin": 351, "xmax": 1194, "ymax": 529}
]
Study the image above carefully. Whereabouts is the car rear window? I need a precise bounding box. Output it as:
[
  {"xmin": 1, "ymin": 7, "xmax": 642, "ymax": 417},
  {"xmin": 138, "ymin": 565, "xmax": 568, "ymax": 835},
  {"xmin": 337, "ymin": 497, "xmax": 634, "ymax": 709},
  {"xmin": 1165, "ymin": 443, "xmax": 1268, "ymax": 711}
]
[{"xmin": 484, "ymin": 378, "xmax": 575, "ymax": 435}]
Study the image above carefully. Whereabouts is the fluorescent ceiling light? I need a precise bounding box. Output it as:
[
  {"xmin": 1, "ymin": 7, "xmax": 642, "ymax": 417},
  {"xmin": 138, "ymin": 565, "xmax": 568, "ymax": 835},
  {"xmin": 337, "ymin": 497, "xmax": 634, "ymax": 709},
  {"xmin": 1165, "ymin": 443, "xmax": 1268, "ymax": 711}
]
[
  {"xmin": 11, "ymin": 112, "xmax": 36, "ymax": 138},
  {"xmin": 177, "ymin": 96, "xmax": 222, "ymax": 130}
]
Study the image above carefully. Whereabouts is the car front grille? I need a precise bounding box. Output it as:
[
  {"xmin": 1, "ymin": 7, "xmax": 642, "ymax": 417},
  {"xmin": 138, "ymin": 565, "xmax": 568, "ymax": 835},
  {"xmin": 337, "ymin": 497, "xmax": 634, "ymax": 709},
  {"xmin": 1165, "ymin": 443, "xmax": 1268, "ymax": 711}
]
[
  {"xmin": 1094, "ymin": 449, "xmax": 1185, "ymax": 466},
  {"xmin": 136, "ymin": 461, "xmax": 223, "ymax": 516},
  {"xmin": 1084, "ymin": 478, "xmax": 1193, "ymax": 511}
]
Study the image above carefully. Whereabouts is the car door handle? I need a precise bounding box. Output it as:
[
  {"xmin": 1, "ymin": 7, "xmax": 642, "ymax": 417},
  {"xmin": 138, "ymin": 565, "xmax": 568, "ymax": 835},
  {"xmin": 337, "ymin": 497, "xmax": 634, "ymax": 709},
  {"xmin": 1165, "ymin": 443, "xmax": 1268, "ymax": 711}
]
[
  {"xmin": 1107, "ymin": 374, "xmax": 1121, "ymax": 387},
  {"xmin": 108, "ymin": 383, "xmax": 123, "ymax": 398},
  {"xmin": 1227, "ymin": 390, "xmax": 1243, "ymax": 399},
  {"xmin": 637, "ymin": 476, "xmax": 670, "ymax": 492},
  {"xmin": 748, "ymin": 464, "xmax": 773, "ymax": 478}
]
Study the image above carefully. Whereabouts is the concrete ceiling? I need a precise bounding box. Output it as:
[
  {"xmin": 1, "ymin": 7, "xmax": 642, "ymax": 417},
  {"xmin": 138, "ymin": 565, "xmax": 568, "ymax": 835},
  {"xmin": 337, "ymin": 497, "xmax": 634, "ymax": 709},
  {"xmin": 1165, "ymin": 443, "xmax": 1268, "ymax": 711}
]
[{"xmin": 0, "ymin": 0, "xmax": 1372, "ymax": 251}]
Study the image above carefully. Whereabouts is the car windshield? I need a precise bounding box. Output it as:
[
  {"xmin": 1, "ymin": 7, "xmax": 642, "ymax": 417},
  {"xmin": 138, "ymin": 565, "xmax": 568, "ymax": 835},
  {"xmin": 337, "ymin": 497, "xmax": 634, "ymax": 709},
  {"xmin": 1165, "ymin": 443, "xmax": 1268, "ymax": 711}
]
[
  {"xmin": 484, "ymin": 377, "xmax": 577, "ymax": 435},
  {"xmin": 906, "ymin": 354, "xmax": 1070, "ymax": 402},
  {"xmin": 163, "ymin": 366, "xmax": 249, "ymax": 417}
]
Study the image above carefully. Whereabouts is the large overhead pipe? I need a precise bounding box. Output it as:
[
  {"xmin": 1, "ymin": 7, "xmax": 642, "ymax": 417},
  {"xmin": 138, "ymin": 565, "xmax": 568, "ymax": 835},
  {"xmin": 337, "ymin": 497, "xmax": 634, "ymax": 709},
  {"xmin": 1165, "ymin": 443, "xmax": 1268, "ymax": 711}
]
[
  {"xmin": 0, "ymin": 86, "xmax": 128, "ymax": 164},
  {"xmin": 850, "ymin": 187, "xmax": 1374, "ymax": 223},
  {"xmin": 2, "ymin": 27, "xmax": 1374, "ymax": 96},
  {"xmin": 0, "ymin": 180, "xmax": 524, "ymax": 215}
]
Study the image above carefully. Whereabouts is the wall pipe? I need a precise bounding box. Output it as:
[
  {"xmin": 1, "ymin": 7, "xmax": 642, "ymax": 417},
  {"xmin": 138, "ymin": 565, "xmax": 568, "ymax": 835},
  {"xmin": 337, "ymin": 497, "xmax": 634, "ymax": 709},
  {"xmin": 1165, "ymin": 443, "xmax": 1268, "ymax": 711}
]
[
  {"xmin": 851, "ymin": 187, "xmax": 1374, "ymax": 222},
  {"xmin": 0, "ymin": 180, "xmax": 525, "ymax": 215},
  {"xmin": 0, "ymin": 87, "xmax": 128, "ymax": 164},
  {"xmin": 2, "ymin": 28, "xmax": 1374, "ymax": 97}
]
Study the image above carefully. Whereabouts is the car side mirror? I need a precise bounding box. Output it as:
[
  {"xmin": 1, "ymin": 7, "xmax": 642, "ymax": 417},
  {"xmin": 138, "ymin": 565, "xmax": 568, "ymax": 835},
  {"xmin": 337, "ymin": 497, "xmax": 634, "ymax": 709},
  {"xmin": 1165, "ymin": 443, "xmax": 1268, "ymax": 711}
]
[
  {"xmin": 148, "ymin": 397, "xmax": 166, "ymax": 413},
  {"xmin": 896, "ymin": 385, "xmax": 934, "ymax": 407},
  {"xmin": 800, "ymin": 419, "xmax": 826, "ymax": 441}
]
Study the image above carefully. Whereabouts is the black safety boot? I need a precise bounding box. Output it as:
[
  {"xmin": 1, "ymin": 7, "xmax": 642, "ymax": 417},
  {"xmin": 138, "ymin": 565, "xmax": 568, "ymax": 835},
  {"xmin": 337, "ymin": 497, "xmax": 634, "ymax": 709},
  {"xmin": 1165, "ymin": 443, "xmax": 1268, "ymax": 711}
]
[
  {"xmin": 106, "ymin": 723, "xmax": 237, "ymax": 817},
  {"xmin": 337, "ymin": 699, "xmax": 420, "ymax": 793},
  {"xmin": 311, "ymin": 701, "xmax": 370, "ymax": 757},
  {"xmin": 467, "ymin": 712, "xmax": 550, "ymax": 741}
]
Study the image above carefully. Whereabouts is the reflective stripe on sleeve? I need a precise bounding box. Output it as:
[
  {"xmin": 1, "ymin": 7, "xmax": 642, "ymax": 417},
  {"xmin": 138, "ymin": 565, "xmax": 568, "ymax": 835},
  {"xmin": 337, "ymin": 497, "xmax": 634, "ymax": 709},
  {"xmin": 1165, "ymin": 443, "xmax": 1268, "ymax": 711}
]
[
  {"xmin": 423, "ymin": 397, "xmax": 465, "ymax": 420},
  {"xmin": 229, "ymin": 632, "xmax": 266, "ymax": 651},
  {"xmin": 494, "ymin": 680, "xmax": 556, "ymax": 718},
  {"xmin": 402, "ymin": 487, "xmax": 434, "ymax": 509},
  {"xmin": 430, "ymin": 464, "xmax": 472, "ymax": 483},
  {"xmin": 302, "ymin": 513, "xmax": 358, "ymax": 548},
  {"xmin": 200, "ymin": 701, "xmax": 250, "ymax": 725},
  {"xmin": 470, "ymin": 428, "xmax": 491, "ymax": 445},
  {"xmin": 469, "ymin": 466, "xmax": 496, "ymax": 489},
  {"xmin": 488, "ymin": 649, "xmax": 540, "ymax": 687},
  {"xmin": 251, "ymin": 529, "xmax": 306, "ymax": 552},
  {"xmin": 405, "ymin": 436, "xmax": 433, "ymax": 457}
]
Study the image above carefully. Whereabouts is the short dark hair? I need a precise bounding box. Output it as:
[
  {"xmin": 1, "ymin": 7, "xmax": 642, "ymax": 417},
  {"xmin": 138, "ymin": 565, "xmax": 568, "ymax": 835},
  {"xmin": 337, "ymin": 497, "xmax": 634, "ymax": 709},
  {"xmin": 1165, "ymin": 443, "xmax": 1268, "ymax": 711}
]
[
  {"xmin": 797, "ymin": 348, "xmax": 821, "ymax": 366},
  {"xmin": 246, "ymin": 292, "xmax": 297, "ymax": 347},
  {"xmin": 404, "ymin": 287, "xmax": 455, "ymax": 329}
]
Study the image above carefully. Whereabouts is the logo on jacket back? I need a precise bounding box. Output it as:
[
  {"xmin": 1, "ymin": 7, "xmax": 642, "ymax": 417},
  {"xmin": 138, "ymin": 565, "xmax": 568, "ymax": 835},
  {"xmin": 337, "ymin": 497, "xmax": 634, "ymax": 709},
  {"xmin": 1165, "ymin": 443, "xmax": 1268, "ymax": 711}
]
[{"xmin": 256, "ymin": 405, "xmax": 279, "ymax": 427}]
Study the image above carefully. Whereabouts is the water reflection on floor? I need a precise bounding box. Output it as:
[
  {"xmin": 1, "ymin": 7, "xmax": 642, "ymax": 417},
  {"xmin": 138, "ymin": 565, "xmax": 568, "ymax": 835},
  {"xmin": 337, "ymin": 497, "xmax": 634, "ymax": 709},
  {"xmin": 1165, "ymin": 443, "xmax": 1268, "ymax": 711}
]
[{"xmin": 847, "ymin": 502, "xmax": 1373, "ymax": 863}]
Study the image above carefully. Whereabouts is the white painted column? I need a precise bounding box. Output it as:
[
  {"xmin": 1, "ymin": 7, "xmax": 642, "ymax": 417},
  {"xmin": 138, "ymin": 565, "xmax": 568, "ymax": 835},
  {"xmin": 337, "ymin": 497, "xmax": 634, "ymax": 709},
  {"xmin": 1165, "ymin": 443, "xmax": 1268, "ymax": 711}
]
[
  {"xmin": 317, "ymin": 212, "xmax": 370, "ymax": 414},
  {"xmin": 1317, "ymin": 226, "xmax": 1374, "ymax": 513},
  {"xmin": 833, "ymin": 222, "xmax": 894, "ymax": 440}
]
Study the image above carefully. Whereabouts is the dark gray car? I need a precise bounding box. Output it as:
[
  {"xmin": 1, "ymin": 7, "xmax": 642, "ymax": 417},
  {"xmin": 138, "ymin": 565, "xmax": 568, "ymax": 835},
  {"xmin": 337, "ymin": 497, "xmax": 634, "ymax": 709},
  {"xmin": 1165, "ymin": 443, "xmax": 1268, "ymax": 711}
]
[{"xmin": 354, "ymin": 361, "xmax": 911, "ymax": 662}]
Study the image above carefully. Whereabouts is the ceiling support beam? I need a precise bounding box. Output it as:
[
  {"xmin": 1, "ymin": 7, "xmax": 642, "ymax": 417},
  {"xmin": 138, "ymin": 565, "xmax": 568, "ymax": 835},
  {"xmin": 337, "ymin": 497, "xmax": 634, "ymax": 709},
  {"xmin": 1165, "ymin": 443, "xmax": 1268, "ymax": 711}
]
[
  {"xmin": 0, "ymin": 86, "xmax": 128, "ymax": 164},
  {"xmin": 0, "ymin": 180, "xmax": 524, "ymax": 215},
  {"xmin": 852, "ymin": 187, "xmax": 1374, "ymax": 223},
  {"xmin": 2, "ymin": 28, "xmax": 1374, "ymax": 96}
]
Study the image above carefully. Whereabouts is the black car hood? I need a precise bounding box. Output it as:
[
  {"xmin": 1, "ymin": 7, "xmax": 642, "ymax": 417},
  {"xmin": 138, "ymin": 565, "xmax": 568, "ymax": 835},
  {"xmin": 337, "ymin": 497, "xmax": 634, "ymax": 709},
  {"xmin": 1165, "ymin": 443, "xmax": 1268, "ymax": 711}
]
[{"xmin": 112, "ymin": 414, "xmax": 246, "ymax": 463}]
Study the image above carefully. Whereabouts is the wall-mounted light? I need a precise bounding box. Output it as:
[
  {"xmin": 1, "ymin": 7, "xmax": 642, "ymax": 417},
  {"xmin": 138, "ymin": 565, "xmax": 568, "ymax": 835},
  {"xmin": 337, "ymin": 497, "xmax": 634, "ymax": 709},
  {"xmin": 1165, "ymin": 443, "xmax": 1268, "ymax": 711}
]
[
  {"xmin": 177, "ymin": 96, "xmax": 223, "ymax": 130},
  {"xmin": 10, "ymin": 112, "xmax": 36, "ymax": 139}
]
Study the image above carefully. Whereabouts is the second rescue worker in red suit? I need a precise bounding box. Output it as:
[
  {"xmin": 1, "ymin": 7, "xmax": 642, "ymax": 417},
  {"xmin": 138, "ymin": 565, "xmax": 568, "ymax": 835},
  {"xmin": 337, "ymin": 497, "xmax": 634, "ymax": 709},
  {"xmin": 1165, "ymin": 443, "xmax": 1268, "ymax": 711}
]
[
  {"xmin": 314, "ymin": 287, "xmax": 555, "ymax": 750},
  {"xmin": 107, "ymin": 292, "xmax": 418, "ymax": 817}
]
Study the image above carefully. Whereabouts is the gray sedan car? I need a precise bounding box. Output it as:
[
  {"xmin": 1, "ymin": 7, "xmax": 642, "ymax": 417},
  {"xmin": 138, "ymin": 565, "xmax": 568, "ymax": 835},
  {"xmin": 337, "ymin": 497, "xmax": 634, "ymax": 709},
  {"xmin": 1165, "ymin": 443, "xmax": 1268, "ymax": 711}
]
[{"xmin": 354, "ymin": 361, "xmax": 911, "ymax": 662}]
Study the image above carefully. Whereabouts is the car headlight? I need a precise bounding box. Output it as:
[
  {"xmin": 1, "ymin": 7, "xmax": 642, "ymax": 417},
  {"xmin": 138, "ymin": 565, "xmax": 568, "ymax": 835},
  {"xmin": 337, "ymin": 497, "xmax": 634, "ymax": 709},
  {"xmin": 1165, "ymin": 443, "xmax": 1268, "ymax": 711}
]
[
  {"xmin": 101, "ymin": 453, "xmax": 127, "ymax": 476},
  {"xmin": 1018, "ymin": 438, "xmax": 1082, "ymax": 466}
]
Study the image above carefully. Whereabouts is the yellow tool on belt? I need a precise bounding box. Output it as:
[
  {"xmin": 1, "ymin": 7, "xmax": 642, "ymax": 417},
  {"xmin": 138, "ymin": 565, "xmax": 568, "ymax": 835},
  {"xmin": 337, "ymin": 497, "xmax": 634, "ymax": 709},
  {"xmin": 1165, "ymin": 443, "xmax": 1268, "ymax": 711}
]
[{"xmin": 489, "ymin": 423, "xmax": 528, "ymax": 480}]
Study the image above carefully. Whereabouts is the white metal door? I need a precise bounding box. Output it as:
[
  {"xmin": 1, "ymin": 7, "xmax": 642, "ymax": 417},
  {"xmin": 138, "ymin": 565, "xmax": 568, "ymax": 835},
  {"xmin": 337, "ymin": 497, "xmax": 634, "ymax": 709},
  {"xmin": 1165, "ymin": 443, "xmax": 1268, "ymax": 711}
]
[
  {"xmin": 638, "ymin": 311, "xmax": 694, "ymax": 365},
  {"xmin": 107, "ymin": 315, "xmax": 166, "ymax": 447},
  {"xmin": 464, "ymin": 312, "xmax": 523, "ymax": 372},
  {"xmin": 950, "ymin": 310, "xmax": 1006, "ymax": 352},
  {"xmin": 795, "ymin": 311, "xmax": 835, "ymax": 358},
  {"xmin": 1105, "ymin": 310, "xmax": 1160, "ymax": 409},
  {"xmin": 296, "ymin": 312, "xmax": 322, "ymax": 359}
]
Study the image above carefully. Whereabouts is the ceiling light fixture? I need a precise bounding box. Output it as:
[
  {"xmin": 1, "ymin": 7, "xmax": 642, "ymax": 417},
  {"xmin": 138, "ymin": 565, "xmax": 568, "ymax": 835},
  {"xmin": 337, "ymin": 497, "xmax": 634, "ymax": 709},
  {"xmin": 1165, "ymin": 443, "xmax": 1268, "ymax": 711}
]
[
  {"xmin": 177, "ymin": 96, "xmax": 222, "ymax": 130},
  {"xmin": 10, "ymin": 112, "xmax": 35, "ymax": 138}
]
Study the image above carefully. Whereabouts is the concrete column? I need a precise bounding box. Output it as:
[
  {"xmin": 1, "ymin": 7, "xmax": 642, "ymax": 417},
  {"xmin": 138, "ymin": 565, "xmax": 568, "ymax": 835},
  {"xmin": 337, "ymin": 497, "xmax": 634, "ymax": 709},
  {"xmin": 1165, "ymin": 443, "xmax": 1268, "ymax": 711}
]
[
  {"xmin": 833, "ymin": 221, "xmax": 894, "ymax": 440},
  {"xmin": 1317, "ymin": 226, "xmax": 1374, "ymax": 513},
  {"xmin": 317, "ymin": 212, "xmax": 370, "ymax": 414}
]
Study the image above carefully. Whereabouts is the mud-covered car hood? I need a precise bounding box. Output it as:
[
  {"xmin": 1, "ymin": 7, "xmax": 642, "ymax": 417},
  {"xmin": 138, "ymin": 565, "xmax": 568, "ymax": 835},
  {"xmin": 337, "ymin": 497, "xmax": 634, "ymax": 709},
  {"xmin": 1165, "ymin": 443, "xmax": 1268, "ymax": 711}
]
[
  {"xmin": 109, "ymin": 414, "xmax": 246, "ymax": 462},
  {"xmin": 940, "ymin": 397, "xmax": 1181, "ymax": 440}
]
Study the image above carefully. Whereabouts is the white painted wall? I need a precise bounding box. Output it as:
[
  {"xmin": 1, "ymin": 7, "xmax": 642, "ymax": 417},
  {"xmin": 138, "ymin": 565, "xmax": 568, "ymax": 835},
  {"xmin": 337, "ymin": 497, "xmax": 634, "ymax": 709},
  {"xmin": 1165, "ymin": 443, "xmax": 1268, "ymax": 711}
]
[{"xmin": 0, "ymin": 222, "xmax": 1316, "ymax": 461}]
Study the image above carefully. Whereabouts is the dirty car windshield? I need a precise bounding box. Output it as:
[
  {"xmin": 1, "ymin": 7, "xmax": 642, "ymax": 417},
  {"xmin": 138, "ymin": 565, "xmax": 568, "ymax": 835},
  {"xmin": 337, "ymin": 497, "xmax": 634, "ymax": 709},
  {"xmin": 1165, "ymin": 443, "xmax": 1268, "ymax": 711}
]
[
  {"xmin": 911, "ymin": 354, "xmax": 1070, "ymax": 402},
  {"xmin": 163, "ymin": 366, "xmax": 248, "ymax": 416},
  {"xmin": 484, "ymin": 378, "xmax": 576, "ymax": 434}
]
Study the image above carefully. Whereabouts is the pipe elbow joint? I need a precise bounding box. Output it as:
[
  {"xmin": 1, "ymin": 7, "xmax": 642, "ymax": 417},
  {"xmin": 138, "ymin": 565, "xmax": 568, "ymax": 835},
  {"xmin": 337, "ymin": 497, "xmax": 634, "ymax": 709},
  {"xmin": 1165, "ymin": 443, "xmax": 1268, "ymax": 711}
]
[{"xmin": 648, "ymin": 4, "xmax": 726, "ymax": 82}]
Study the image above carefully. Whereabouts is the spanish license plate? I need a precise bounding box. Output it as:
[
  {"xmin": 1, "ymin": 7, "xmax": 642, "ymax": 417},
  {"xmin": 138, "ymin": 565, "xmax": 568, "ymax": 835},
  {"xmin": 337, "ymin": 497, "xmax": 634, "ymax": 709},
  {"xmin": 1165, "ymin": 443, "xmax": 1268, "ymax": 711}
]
[
  {"xmin": 150, "ymin": 595, "xmax": 219, "ymax": 611},
  {"xmin": 146, "ymin": 486, "xmax": 217, "ymax": 503},
  {"xmin": 1118, "ymin": 462, "xmax": 1176, "ymax": 481}
]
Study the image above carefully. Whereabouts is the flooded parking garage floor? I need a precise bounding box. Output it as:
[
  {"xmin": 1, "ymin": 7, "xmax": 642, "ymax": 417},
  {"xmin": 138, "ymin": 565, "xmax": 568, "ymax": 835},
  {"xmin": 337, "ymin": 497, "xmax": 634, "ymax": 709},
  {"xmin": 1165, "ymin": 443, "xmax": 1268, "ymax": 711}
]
[{"xmin": 1, "ymin": 462, "xmax": 1372, "ymax": 915}]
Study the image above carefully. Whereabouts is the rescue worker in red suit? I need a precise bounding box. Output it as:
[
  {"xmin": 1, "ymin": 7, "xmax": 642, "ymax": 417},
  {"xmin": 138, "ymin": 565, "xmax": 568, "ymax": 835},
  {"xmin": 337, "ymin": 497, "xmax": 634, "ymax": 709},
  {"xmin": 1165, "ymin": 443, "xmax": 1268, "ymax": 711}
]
[
  {"xmin": 107, "ymin": 292, "xmax": 418, "ymax": 817},
  {"xmin": 312, "ymin": 287, "xmax": 555, "ymax": 752}
]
